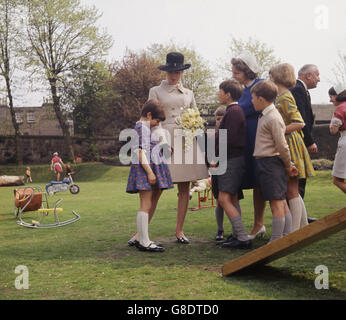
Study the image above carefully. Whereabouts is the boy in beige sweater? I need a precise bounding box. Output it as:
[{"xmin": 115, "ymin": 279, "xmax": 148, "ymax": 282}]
[{"xmin": 251, "ymin": 80, "xmax": 297, "ymax": 242}]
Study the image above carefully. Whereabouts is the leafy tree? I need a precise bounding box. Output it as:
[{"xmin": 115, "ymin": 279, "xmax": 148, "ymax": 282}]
[
  {"xmin": 147, "ymin": 41, "xmax": 217, "ymax": 105},
  {"xmin": 62, "ymin": 62, "xmax": 115, "ymax": 136},
  {"xmin": 0, "ymin": 0, "xmax": 23, "ymax": 164},
  {"xmin": 223, "ymin": 36, "xmax": 281, "ymax": 79},
  {"xmin": 22, "ymin": 0, "xmax": 113, "ymax": 161},
  {"xmin": 61, "ymin": 61, "xmax": 117, "ymax": 159},
  {"xmin": 108, "ymin": 50, "xmax": 163, "ymax": 133}
]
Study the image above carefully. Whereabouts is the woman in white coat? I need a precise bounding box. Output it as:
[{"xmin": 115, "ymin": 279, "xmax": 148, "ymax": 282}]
[{"xmin": 149, "ymin": 52, "xmax": 209, "ymax": 243}]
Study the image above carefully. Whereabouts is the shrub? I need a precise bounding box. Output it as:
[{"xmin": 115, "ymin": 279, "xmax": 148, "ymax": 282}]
[{"xmin": 312, "ymin": 159, "xmax": 334, "ymax": 171}]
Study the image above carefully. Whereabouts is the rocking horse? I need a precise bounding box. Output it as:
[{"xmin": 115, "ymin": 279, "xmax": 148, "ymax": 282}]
[{"xmin": 14, "ymin": 186, "xmax": 80, "ymax": 228}]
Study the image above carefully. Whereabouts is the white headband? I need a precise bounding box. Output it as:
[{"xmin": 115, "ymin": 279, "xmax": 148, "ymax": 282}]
[{"xmin": 334, "ymin": 83, "xmax": 346, "ymax": 95}]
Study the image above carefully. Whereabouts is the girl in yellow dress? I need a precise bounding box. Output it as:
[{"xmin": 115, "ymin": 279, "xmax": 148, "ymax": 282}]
[{"xmin": 269, "ymin": 63, "xmax": 315, "ymax": 231}]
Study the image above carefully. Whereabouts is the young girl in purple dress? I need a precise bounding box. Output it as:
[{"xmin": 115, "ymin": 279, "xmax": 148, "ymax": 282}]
[{"xmin": 126, "ymin": 100, "xmax": 173, "ymax": 252}]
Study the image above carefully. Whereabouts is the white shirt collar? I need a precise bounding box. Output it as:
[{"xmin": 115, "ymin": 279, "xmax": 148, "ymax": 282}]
[
  {"xmin": 161, "ymin": 79, "xmax": 184, "ymax": 93},
  {"xmin": 262, "ymin": 104, "xmax": 275, "ymax": 116},
  {"xmin": 297, "ymin": 78, "xmax": 308, "ymax": 91},
  {"xmin": 244, "ymin": 79, "xmax": 256, "ymax": 88}
]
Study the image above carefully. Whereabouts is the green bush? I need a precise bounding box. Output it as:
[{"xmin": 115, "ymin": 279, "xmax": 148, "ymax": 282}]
[{"xmin": 312, "ymin": 159, "xmax": 334, "ymax": 171}]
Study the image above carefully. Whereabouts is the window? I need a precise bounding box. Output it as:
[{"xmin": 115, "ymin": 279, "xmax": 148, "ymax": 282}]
[
  {"xmin": 15, "ymin": 111, "xmax": 23, "ymax": 123},
  {"xmin": 27, "ymin": 111, "xmax": 35, "ymax": 123}
]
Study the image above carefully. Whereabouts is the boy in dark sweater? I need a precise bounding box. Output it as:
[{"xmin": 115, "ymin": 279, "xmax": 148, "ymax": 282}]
[{"xmin": 212, "ymin": 79, "xmax": 250, "ymax": 249}]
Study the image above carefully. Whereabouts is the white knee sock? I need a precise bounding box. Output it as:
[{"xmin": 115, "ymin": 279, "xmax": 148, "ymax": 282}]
[
  {"xmin": 289, "ymin": 197, "xmax": 301, "ymax": 231},
  {"xmin": 299, "ymin": 195, "xmax": 308, "ymax": 228},
  {"xmin": 137, "ymin": 211, "xmax": 151, "ymax": 247}
]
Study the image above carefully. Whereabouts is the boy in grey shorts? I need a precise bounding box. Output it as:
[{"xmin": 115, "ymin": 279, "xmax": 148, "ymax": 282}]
[
  {"xmin": 251, "ymin": 80, "xmax": 298, "ymax": 242},
  {"xmin": 211, "ymin": 79, "xmax": 251, "ymax": 249}
]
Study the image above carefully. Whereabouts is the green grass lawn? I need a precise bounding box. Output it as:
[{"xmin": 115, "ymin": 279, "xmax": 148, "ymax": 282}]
[{"xmin": 0, "ymin": 163, "xmax": 345, "ymax": 300}]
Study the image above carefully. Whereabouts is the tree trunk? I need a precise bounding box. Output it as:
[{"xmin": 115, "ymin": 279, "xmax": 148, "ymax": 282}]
[
  {"xmin": 0, "ymin": 0, "xmax": 23, "ymax": 165},
  {"xmin": 6, "ymin": 76, "xmax": 23, "ymax": 165},
  {"xmin": 49, "ymin": 78, "xmax": 75, "ymax": 162}
]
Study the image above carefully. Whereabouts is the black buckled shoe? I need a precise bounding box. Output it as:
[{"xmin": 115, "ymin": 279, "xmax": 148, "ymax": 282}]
[
  {"xmin": 128, "ymin": 238, "xmax": 162, "ymax": 247},
  {"xmin": 226, "ymin": 238, "xmax": 252, "ymax": 249},
  {"xmin": 220, "ymin": 236, "xmax": 239, "ymax": 248},
  {"xmin": 217, "ymin": 234, "xmax": 235, "ymax": 246},
  {"xmin": 308, "ymin": 217, "xmax": 318, "ymax": 224},
  {"xmin": 176, "ymin": 235, "xmax": 190, "ymax": 244},
  {"xmin": 137, "ymin": 242, "xmax": 165, "ymax": 252}
]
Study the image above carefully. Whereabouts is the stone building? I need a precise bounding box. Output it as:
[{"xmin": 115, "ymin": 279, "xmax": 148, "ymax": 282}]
[{"xmin": 0, "ymin": 98, "xmax": 73, "ymax": 136}]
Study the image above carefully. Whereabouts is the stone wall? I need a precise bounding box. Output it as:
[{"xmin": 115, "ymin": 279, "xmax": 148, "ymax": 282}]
[
  {"xmin": 0, "ymin": 124, "xmax": 341, "ymax": 164},
  {"xmin": 310, "ymin": 124, "xmax": 339, "ymax": 160},
  {"xmin": 0, "ymin": 135, "xmax": 119, "ymax": 165},
  {"xmin": 312, "ymin": 104, "xmax": 335, "ymax": 123}
]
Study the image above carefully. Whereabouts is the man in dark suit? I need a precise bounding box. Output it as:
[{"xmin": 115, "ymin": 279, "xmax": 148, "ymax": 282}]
[{"xmin": 290, "ymin": 64, "xmax": 320, "ymax": 223}]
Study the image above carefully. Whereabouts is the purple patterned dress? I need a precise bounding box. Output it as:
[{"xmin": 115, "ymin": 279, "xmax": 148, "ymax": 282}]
[{"xmin": 126, "ymin": 121, "xmax": 173, "ymax": 193}]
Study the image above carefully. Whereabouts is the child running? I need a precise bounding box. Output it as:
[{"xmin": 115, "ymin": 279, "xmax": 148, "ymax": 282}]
[
  {"xmin": 126, "ymin": 100, "xmax": 173, "ymax": 252},
  {"xmin": 50, "ymin": 152, "xmax": 65, "ymax": 181}
]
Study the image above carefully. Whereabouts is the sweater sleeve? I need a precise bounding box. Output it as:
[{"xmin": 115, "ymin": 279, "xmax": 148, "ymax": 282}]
[
  {"xmin": 271, "ymin": 119, "xmax": 291, "ymax": 168},
  {"xmin": 148, "ymin": 87, "xmax": 158, "ymax": 100}
]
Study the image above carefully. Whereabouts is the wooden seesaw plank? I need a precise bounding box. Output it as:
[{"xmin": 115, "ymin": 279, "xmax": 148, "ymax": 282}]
[{"xmin": 222, "ymin": 207, "xmax": 346, "ymax": 276}]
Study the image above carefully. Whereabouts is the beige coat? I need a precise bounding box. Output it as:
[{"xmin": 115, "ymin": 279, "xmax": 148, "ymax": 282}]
[{"xmin": 149, "ymin": 80, "xmax": 208, "ymax": 183}]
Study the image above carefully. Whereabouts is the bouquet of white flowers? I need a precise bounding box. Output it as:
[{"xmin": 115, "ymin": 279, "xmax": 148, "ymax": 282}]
[{"xmin": 175, "ymin": 107, "xmax": 207, "ymax": 151}]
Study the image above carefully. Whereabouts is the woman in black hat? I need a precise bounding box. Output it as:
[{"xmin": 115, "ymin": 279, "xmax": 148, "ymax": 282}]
[{"xmin": 148, "ymin": 52, "xmax": 209, "ymax": 244}]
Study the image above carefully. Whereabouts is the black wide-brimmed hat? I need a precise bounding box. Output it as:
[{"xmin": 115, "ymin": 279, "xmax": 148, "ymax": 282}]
[{"xmin": 158, "ymin": 52, "xmax": 191, "ymax": 72}]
